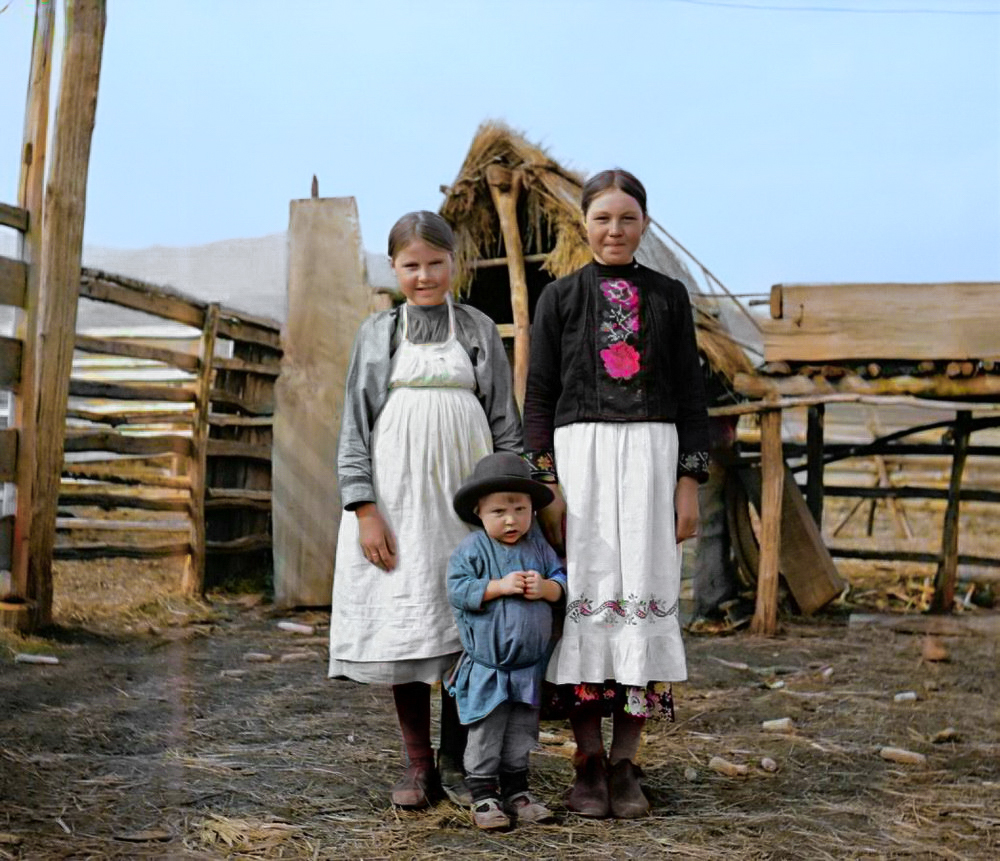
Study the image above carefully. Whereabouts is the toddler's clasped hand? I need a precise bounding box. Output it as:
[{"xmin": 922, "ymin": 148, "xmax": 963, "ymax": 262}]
[{"xmin": 499, "ymin": 569, "xmax": 544, "ymax": 599}]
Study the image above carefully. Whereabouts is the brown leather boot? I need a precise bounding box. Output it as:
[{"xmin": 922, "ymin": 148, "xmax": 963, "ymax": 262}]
[
  {"xmin": 565, "ymin": 753, "xmax": 609, "ymax": 817},
  {"xmin": 389, "ymin": 760, "xmax": 440, "ymax": 809},
  {"xmin": 608, "ymin": 758, "xmax": 649, "ymax": 818}
]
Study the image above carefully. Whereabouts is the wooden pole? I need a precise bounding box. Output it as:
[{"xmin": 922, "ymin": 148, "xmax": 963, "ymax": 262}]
[
  {"xmin": 27, "ymin": 0, "xmax": 106, "ymax": 625},
  {"xmin": 485, "ymin": 164, "xmax": 529, "ymax": 413},
  {"xmin": 805, "ymin": 403, "xmax": 824, "ymax": 527},
  {"xmin": 930, "ymin": 411, "xmax": 971, "ymax": 613},
  {"xmin": 6, "ymin": 1, "xmax": 55, "ymax": 629},
  {"xmin": 749, "ymin": 409, "xmax": 784, "ymax": 635},
  {"xmin": 184, "ymin": 304, "xmax": 219, "ymax": 595}
]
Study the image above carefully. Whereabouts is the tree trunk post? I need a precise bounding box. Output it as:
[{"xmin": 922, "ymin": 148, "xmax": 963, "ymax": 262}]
[
  {"xmin": 485, "ymin": 164, "xmax": 529, "ymax": 413},
  {"xmin": 27, "ymin": 0, "xmax": 107, "ymax": 625},
  {"xmin": 931, "ymin": 411, "xmax": 971, "ymax": 613},
  {"xmin": 749, "ymin": 408, "xmax": 784, "ymax": 635}
]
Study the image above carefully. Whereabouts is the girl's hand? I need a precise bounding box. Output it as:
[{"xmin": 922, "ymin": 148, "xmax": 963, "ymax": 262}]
[
  {"xmin": 536, "ymin": 484, "xmax": 566, "ymax": 556},
  {"xmin": 675, "ymin": 476, "xmax": 700, "ymax": 543},
  {"xmin": 498, "ymin": 570, "xmax": 526, "ymax": 596},
  {"xmin": 356, "ymin": 503, "xmax": 398, "ymax": 571},
  {"xmin": 523, "ymin": 570, "xmax": 543, "ymax": 600}
]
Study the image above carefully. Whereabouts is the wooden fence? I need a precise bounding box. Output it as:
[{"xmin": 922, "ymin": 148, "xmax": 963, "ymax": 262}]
[{"xmin": 56, "ymin": 268, "xmax": 282, "ymax": 591}]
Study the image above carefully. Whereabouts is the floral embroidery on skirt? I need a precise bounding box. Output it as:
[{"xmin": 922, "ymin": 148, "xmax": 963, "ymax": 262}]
[{"xmin": 544, "ymin": 680, "xmax": 674, "ymax": 721}]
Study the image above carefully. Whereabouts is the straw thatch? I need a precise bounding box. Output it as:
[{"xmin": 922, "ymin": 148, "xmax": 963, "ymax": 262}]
[{"xmin": 439, "ymin": 121, "xmax": 755, "ymax": 386}]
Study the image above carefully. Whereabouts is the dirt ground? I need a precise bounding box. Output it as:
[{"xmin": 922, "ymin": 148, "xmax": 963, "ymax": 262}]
[{"xmin": 2, "ymin": 548, "xmax": 999, "ymax": 861}]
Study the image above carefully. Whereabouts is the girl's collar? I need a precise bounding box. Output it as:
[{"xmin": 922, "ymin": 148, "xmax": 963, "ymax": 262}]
[{"xmin": 592, "ymin": 259, "xmax": 641, "ymax": 278}]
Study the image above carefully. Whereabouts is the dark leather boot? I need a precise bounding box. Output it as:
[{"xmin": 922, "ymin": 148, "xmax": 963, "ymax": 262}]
[
  {"xmin": 608, "ymin": 758, "xmax": 649, "ymax": 818},
  {"xmin": 565, "ymin": 753, "xmax": 609, "ymax": 817}
]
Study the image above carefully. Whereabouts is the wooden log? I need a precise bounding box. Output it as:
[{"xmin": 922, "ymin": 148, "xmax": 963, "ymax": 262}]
[
  {"xmin": 185, "ymin": 304, "xmax": 218, "ymax": 596},
  {"xmin": 470, "ymin": 252, "xmax": 548, "ymax": 269},
  {"xmin": 54, "ymin": 540, "xmax": 191, "ymax": 560},
  {"xmin": 55, "ymin": 517, "xmax": 190, "ymax": 532},
  {"xmin": 212, "ymin": 355, "xmax": 281, "ymax": 376},
  {"xmin": 216, "ymin": 317, "xmax": 282, "ymax": 351},
  {"xmin": 805, "ymin": 403, "xmax": 824, "ymax": 527},
  {"xmin": 931, "ymin": 412, "xmax": 971, "ymax": 613},
  {"xmin": 0, "ymin": 429, "xmax": 18, "ymax": 483},
  {"xmin": 750, "ymin": 410, "xmax": 784, "ymax": 635},
  {"xmin": 765, "ymin": 282, "xmax": 1000, "ymax": 362},
  {"xmin": 62, "ymin": 464, "xmax": 190, "ymax": 489},
  {"xmin": 734, "ymin": 370, "xmax": 1000, "ymax": 401},
  {"xmin": 79, "ymin": 271, "xmax": 204, "ymax": 328},
  {"xmin": 7, "ymin": 0, "xmax": 55, "ymax": 628},
  {"xmin": 207, "ymin": 488, "xmax": 272, "ymax": 503},
  {"xmin": 27, "ymin": 0, "xmax": 106, "ymax": 626},
  {"xmin": 0, "ymin": 336, "xmax": 25, "ymax": 389},
  {"xmin": 207, "ymin": 533, "xmax": 272, "ymax": 554},
  {"xmin": 209, "ymin": 387, "xmax": 273, "ymax": 414},
  {"xmin": 58, "ymin": 490, "xmax": 190, "ymax": 512},
  {"xmin": 69, "ymin": 378, "xmax": 196, "ymax": 402},
  {"xmin": 206, "ymin": 439, "xmax": 271, "ymax": 461},
  {"xmin": 272, "ymin": 197, "xmax": 369, "ymax": 607},
  {"xmin": 65, "ymin": 407, "xmax": 194, "ymax": 426},
  {"xmin": 208, "ymin": 414, "xmax": 273, "ymax": 427},
  {"xmin": 73, "ymin": 334, "xmax": 200, "ymax": 370},
  {"xmin": 0, "ymin": 256, "xmax": 28, "ymax": 309},
  {"xmin": 63, "ymin": 431, "xmax": 192, "ymax": 457},
  {"xmin": 486, "ymin": 164, "xmax": 530, "ymax": 412},
  {"xmin": 0, "ymin": 203, "xmax": 29, "ymax": 233}
]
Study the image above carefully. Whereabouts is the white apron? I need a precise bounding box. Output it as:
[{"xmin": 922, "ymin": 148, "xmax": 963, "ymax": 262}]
[
  {"xmin": 545, "ymin": 421, "xmax": 688, "ymax": 687},
  {"xmin": 329, "ymin": 298, "xmax": 493, "ymax": 684}
]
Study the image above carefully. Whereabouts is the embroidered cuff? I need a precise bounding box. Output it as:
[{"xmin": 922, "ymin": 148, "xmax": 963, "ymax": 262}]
[
  {"xmin": 523, "ymin": 450, "xmax": 558, "ymax": 484},
  {"xmin": 678, "ymin": 450, "xmax": 710, "ymax": 484}
]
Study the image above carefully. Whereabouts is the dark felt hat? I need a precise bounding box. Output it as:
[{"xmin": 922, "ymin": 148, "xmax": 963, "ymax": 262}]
[{"xmin": 453, "ymin": 452, "xmax": 554, "ymax": 526}]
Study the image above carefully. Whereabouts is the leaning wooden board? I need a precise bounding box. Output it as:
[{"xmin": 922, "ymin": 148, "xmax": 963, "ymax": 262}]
[
  {"xmin": 765, "ymin": 282, "xmax": 1000, "ymax": 362},
  {"xmin": 729, "ymin": 464, "xmax": 845, "ymax": 615}
]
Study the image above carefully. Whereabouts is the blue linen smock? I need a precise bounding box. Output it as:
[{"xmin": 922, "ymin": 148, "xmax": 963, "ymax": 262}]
[{"xmin": 446, "ymin": 523, "xmax": 567, "ymax": 725}]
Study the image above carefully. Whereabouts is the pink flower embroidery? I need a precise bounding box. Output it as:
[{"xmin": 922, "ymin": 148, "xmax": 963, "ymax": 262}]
[
  {"xmin": 601, "ymin": 279, "xmax": 639, "ymax": 311},
  {"xmin": 600, "ymin": 342, "xmax": 640, "ymax": 379}
]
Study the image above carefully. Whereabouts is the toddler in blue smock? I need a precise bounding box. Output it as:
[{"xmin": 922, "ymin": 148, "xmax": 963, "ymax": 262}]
[{"xmin": 447, "ymin": 452, "xmax": 567, "ymax": 831}]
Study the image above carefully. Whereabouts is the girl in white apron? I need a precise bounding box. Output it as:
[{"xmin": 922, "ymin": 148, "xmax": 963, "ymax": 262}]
[{"xmin": 329, "ymin": 211, "xmax": 521, "ymax": 810}]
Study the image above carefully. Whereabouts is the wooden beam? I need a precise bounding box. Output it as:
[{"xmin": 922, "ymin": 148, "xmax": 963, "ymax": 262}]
[
  {"xmin": 8, "ymin": 0, "xmax": 55, "ymax": 625},
  {"xmin": 805, "ymin": 403, "xmax": 824, "ymax": 527},
  {"xmin": 65, "ymin": 407, "xmax": 194, "ymax": 426},
  {"xmin": 63, "ymin": 431, "xmax": 192, "ymax": 458},
  {"xmin": 62, "ymin": 464, "xmax": 191, "ymax": 489},
  {"xmin": 212, "ymin": 355, "xmax": 281, "ymax": 376},
  {"xmin": 765, "ymin": 282, "xmax": 1000, "ymax": 361},
  {"xmin": 0, "ymin": 256, "xmax": 28, "ymax": 308},
  {"xmin": 74, "ymin": 333, "xmax": 201, "ymax": 371},
  {"xmin": 209, "ymin": 388, "xmax": 273, "ymax": 414},
  {"xmin": 27, "ymin": 0, "xmax": 106, "ymax": 626},
  {"xmin": 485, "ymin": 164, "xmax": 530, "ymax": 412},
  {"xmin": 206, "ymin": 439, "xmax": 272, "ymax": 461},
  {"xmin": 56, "ymin": 517, "xmax": 190, "ymax": 532},
  {"xmin": 470, "ymin": 252, "xmax": 548, "ymax": 269},
  {"xmin": 216, "ymin": 317, "xmax": 282, "ymax": 351},
  {"xmin": 0, "ymin": 203, "xmax": 29, "ymax": 233},
  {"xmin": 734, "ymin": 371, "xmax": 1000, "ymax": 401},
  {"xmin": 207, "ymin": 533, "xmax": 273, "ymax": 554},
  {"xmin": 185, "ymin": 304, "xmax": 218, "ymax": 596},
  {"xmin": 79, "ymin": 271, "xmax": 205, "ymax": 328},
  {"xmin": 54, "ymin": 540, "xmax": 191, "ymax": 560},
  {"xmin": 69, "ymin": 378, "xmax": 197, "ymax": 402},
  {"xmin": 0, "ymin": 337, "xmax": 23, "ymax": 389},
  {"xmin": 58, "ymin": 490, "xmax": 191, "ymax": 512},
  {"xmin": 0, "ymin": 429, "xmax": 19, "ymax": 482},
  {"xmin": 208, "ymin": 413, "xmax": 273, "ymax": 427},
  {"xmin": 749, "ymin": 409, "xmax": 784, "ymax": 635},
  {"xmin": 931, "ymin": 412, "xmax": 971, "ymax": 613}
]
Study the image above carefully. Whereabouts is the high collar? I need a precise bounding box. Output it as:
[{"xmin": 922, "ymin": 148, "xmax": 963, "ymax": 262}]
[{"xmin": 592, "ymin": 259, "xmax": 641, "ymax": 280}]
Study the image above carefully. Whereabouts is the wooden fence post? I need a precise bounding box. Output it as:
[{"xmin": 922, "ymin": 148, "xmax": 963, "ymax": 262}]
[
  {"xmin": 485, "ymin": 165, "xmax": 530, "ymax": 413},
  {"xmin": 931, "ymin": 411, "xmax": 971, "ymax": 613},
  {"xmin": 805, "ymin": 403, "xmax": 824, "ymax": 527},
  {"xmin": 184, "ymin": 303, "xmax": 219, "ymax": 595},
  {"xmin": 749, "ymin": 408, "xmax": 784, "ymax": 635},
  {"xmin": 8, "ymin": 0, "xmax": 55, "ymax": 630},
  {"xmin": 27, "ymin": 0, "xmax": 106, "ymax": 625}
]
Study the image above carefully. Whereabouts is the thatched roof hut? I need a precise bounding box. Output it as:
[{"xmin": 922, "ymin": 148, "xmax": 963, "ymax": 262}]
[{"xmin": 438, "ymin": 121, "xmax": 757, "ymax": 408}]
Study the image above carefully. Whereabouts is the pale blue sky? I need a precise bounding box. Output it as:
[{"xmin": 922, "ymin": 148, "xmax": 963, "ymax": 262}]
[{"xmin": 1, "ymin": 0, "xmax": 998, "ymax": 297}]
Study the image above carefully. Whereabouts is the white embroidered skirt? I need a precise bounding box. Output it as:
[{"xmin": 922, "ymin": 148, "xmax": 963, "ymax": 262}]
[{"xmin": 545, "ymin": 421, "xmax": 688, "ymax": 687}]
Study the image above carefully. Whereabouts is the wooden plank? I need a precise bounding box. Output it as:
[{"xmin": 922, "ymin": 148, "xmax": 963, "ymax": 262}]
[
  {"xmin": 750, "ymin": 410, "xmax": 784, "ymax": 634},
  {"xmin": 185, "ymin": 304, "xmax": 218, "ymax": 595},
  {"xmin": 0, "ymin": 516, "xmax": 12, "ymax": 571},
  {"xmin": 26, "ymin": 0, "xmax": 105, "ymax": 627},
  {"xmin": 0, "ymin": 256, "xmax": 28, "ymax": 308},
  {"xmin": 817, "ymin": 484, "xmax": 1000, "ymax": 504},
  {"xmin": 0, "ymin": 336, "xmax": 23, "ymax": 389},
  {"xmin": 69, "ymin": 379, "xmax": 197, "ymax": 402},
  {"xmin": 54, "ymin": 540, "xmax": 191, "ymax": 560},
  {"xmin": 63, "ymin": 431, "xmax": 192, "ymax": 457},
  {"xmin": 765, "ymin": 282, "xmax": 1000, "ymax": 362},
  {"xmin": 62, "ymin": 464, "xmax": 190, "ymax": 489},
  {"xmin": 805, "ymin": 404, "xmax": 824, "ymax": 527},
  {"xmin": 74, "ymin": 334, "xmax": 200, "ymax": 371},
  {"xmin": 735, "ymin": 371, "xmax": 1000, "ymax": 401},
  {"xmin": 209, "ymin": 387, "xmax": 273, "ymax": 414},
  {"xmin": 739, "ymin": 462, "xmax": 846, "ymax": 617},
  {"xmin": 931, "ymin": 412, "xmax": 971, "ymax": 612},
  {"xmin": 0, "ymin": 428, "xmax": 18, "ymax": 483},
  {"xmin": 0, "ymin": 203, "xmax": 29, "ymax": 233},
  {"xmin": 208, "ymin": 413, "xmax": 273, "ymax": 427},
  {"xmin": 9, "ymin": 0, "xmax": 55, "ymax": 621},
  {"xmin": 59, "ymin": 489, "xmax": 190, "ymax": 512},
  {"xmin": 207, "ymin": 533, "xmax": 272, "ymax": 554},
  {"xmin": 216, "ymin": 317, "xmax": 282, "ymax": 351},
  {"xmin": 206, "ymin": 439, "xmax": 271, "ymax": 461},
  {"xmin": 206, "ymin": 487, "xmax": 272, "ymax": 510},
  {"xmin": 79, "ymin": 270, "xmax": 205, "ymax": 328},
  {"xmin": 212, "ymin": 355, "xmax": 281, "ymax": 376},
  {"xmin": 65, "ymin": 407, "xmax": 194, "ymax": 426},
  {"xmin": 272, "ymin": 197, "xmax": 370, "ymax": 608},
  {"xmin": 56, "ymin": 517, "xmax": 190, "ymax": 532}
]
